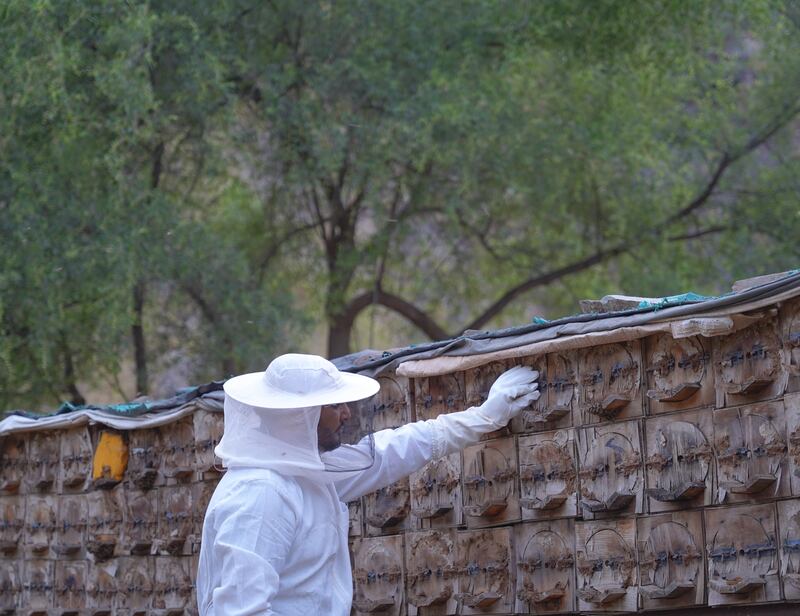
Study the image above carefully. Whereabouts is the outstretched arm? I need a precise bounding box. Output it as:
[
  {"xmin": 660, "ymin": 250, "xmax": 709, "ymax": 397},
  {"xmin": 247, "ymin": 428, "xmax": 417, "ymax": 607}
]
[{"xmin": 334, "ymin": 366, "xmax": 538, "ymax": 502}]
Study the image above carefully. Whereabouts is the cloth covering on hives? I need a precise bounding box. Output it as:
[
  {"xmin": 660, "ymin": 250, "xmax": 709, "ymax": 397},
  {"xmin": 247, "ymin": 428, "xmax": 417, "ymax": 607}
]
[
  {"xmin": 3, "ymin": 269, "xmax": 800, "ymax": 435},
  {"xmin": 334, "ymin": 270, "xmax": 800, "ymax": 378},
  {"xmin": 0, "ymin": 387, "xmax": 223, "ymax": 435}
]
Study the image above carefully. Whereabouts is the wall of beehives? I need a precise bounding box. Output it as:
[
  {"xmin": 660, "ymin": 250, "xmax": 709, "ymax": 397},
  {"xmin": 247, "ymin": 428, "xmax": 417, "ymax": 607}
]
[
  {"xmin": 350, "ymin": 297, "xmax": 800, "ymax": 615},
  {"xmin": 0, "ymin": 403, "xmax": 224, "ymax": 615},
  {"xmin": 4, "ymin": 295, "xmax": 800, "ymax": 615}
]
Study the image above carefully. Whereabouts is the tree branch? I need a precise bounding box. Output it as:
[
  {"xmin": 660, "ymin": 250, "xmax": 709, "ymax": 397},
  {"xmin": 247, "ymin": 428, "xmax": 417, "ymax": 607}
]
[
  {"xmin": 660, "ymin": 152, "xmax": 732, "ymax": 226},
  {"xmin": 180, "ymin": 281, "xmax": 236, "ymax": 374},
  {"xmin": 60, "ymin": 332, "xmax": 85, "ymax": 406},
  {"xmin": 667, "ymin": 225, "xmax": 728, "ymax": 242},
  {"xmin": 329, "ymin": 105, "xmax": 800, "ymax": 351},
  {"xmin": 373, "ymin": 181, "xmax": 404, "ymax": 289},
  {"xmin": 340, "ymin": 289, "xmax": 449, "ymax": 341},
  {"xmin": 150, "ymin": 140, "xmax": 165, "ymax": 190},
  {"xmin": 131, "ymin": 281, "xmax": 148, "ymax": 396},
  {"xmin": 307, "ymin": 185, "xmax": 328, "ymax": 240},
  {"xmin": 257, "ymin": 218, "xmax": 326, "ymax": 282},
  {"xmin": 454, "ymin": 208, "xmax": 505, "ymax": 261},
  {"xmin": 461, "ymin": 243, "xmax": 628, "ymax": 332},
  {"xmin": 739, "ymin": 103, "xmax": 800, "ymax": 155},
  {"xmin": 181, "ymin": 281, "xmax": 218, "ymax": 325},
  {"xmin": 463, "ymin": 106, "xmax": 800, "ymax": 333},
  {"xmin": 660, "ymin": 105, "xmax": 800, "ymax": 230}
]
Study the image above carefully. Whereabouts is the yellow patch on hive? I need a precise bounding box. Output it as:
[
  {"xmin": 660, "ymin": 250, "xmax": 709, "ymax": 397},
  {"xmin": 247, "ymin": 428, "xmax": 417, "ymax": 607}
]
[{"xmin": 92, "ymin": 431, "xmax": 128, "ymax": 482}]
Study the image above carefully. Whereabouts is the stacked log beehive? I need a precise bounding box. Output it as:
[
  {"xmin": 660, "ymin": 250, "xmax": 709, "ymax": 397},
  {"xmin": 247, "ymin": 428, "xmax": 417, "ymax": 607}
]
[
  {"xmin": 0, "ymin": 406, "xmax": 224, "ymax": 615},
  {"xmin": 350, "ymin": 296, "xmax": 800, "ymax": 614},
  {"xmin": 2, "ymin": 294, "xmax": 800, "ymax": 614}
]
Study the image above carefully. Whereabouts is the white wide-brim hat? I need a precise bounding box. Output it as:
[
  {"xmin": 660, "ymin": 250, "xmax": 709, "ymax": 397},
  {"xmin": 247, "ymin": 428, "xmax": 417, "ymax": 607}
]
[{"xmin": 223, "ymin": 353, "xmax": 380, "ymax": 409}]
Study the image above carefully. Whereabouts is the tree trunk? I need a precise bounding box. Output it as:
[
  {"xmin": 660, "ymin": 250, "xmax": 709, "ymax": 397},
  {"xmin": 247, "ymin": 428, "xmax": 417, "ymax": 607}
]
[
  {"xmin": 61, "ymin": 334, "xmax": 86, "ymax": 406},
  {"xmin": 222, "ymin": 355, "xmax": 236, "ymax": 377},
  {"xmin": 327, "ymin": 312, "xmax": 353, "ymax": 359},
  {"xmin": 132, "ymin": 281, "xmax": 148, "ymax": 395},
  {"xmin": 129, "ymin": 142, "xmax": 163, "ymax": 396},
  {"xmin": 180, "ymin": 281, "xmax": 238, "ymax": 376}
]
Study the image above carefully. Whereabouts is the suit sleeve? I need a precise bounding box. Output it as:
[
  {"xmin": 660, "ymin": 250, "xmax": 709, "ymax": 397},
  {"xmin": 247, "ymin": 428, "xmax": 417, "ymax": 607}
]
[
  {"xmin": 333, "ymin": 419, "xmax": 447, "ymax": 502},
  {"xmin": 333, "ymin": 399, "xmax": 524, "ymax": 503},
  {"xmin": 209, "ymin": 480, "xmax": 298, "ymax": 615}
]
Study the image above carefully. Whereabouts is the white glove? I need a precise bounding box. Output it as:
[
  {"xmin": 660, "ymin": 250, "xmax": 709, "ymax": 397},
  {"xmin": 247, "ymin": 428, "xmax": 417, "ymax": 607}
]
[
  {"xmin": 474, "ymin": 365, "xmax": 540, "ymax": 428},
  {"xmin": 428, "ymin": 366, "xmax": 539, "ymax": 458}
]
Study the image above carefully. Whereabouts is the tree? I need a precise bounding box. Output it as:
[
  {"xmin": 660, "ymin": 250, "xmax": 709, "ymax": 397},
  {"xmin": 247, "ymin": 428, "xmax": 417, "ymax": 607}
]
[
  {"xmin": 4, "ymin": 1, "xmax": 800, "ymax": 411},
  {"xmin": 0, "ymin": 1, "xmax": 300, "ymax": 409},
  {"xmin": 225, "ymin": 0, "xmax": 800, "ymax": 357}
]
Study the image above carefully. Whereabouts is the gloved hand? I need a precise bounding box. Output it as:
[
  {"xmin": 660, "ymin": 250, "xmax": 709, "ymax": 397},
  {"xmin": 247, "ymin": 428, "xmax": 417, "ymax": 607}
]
[
  {"xmin": 427, "ymin": 365, "xmax": 540, "ymax": 458},
  {"xmin": 474, "ymin": 365, "xmax": 540, "ymax": 428}
]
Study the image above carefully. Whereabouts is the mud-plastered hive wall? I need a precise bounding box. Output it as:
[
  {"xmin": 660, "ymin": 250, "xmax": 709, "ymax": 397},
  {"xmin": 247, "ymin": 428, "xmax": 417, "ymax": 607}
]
[
  {"xmin": 4, "ymin": 294, "xmax": 800, "ymax": 615},
  {"xmin": 348, "ymin": 296, "xmax": 800, "ymax": 614},
  {"xmin": 0, "ymin": 401, "xmax": 224, "ymax": 615}
]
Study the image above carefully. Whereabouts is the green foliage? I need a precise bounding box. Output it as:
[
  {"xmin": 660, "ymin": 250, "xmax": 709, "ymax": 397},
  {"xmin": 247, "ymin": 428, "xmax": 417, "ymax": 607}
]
[
  {"xmin": 3, "ymin": 0, "xmax": 800, "ymax": 408},
  {"xmin": 0, "ymin": 1, "xmax": 301, "ymax": 408},
  {"xmin": 256, "ymin": 0, "xmax": 800, "ymax": 339}
]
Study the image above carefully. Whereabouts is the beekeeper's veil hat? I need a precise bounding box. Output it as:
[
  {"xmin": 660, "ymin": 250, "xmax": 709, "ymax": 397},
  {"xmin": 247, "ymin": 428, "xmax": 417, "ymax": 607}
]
[{"xmin": 214, "ymin": 353, "xmax": 380, "ymax": 481}]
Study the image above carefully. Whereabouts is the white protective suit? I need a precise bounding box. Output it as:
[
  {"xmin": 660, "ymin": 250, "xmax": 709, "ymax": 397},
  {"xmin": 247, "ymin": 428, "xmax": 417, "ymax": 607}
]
[{"xmin": 196, "ymin": 365, "xmax": 538, "ymax": 616}]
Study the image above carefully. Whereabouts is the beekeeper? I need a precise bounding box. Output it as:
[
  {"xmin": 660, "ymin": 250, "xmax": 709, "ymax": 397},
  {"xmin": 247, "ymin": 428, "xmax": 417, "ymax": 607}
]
[{"xmin": 196, "ymin": 353, "xmax": 539, "ymax": 615}]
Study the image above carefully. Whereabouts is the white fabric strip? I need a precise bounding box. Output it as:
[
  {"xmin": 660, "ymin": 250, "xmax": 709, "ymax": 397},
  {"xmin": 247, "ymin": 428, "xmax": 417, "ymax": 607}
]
[{"xmin": 0, "ymin": 396, "xmax": 221, "ymax": 436}]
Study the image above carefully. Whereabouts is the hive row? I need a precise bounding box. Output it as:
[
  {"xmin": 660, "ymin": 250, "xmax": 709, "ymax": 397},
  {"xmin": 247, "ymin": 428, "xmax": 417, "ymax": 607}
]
[
  {"xmin": 351, "ymin": 392, "xmax": 800, "ymax": 537},
  {"xmin": 1, "ymin": 300, "xmax": 800, "ymax": 615},
  {"xmin": 351, "ymin": 499, "xmax": 800, "ymax": 614},
  {"xmin": 0, "ymin": 554, "xmax": 199, "ymax": 614},
  {"xmin": 0, "ymin": 409, "xmax": 224, "ymax": 497},
  {"xmin": 0, "ymin": 479, "xmax": 218, "ymax": 562},
  {"xmin": 402, "ymin": 310, "xmax": 800, "ymax": 434},
  {"xmin": 0, "ymin": 410, "xmax": 222, "ymax": 614},
  {"xmin": 345, "ymin": 305, "xmax": 800, "ymax": 614}
]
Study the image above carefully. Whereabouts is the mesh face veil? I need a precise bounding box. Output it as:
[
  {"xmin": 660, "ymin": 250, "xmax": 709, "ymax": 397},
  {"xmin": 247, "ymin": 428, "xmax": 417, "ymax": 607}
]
[
  {"xmin": 319, "ymin": 395, "xmax": 377, "ymax": 473},
  {"xmin": 216, "ymin": 353, "xmax": 381, "ymax": 481},
  {"xmin": 214, "ymin": 395, "xmax": 378, "ymax": 481}
]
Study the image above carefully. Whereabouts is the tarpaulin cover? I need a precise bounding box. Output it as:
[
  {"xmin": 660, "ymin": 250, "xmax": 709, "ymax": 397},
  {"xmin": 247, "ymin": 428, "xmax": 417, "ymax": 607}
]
[
  {"xmin": 334, "ymin": 269, "xmax": 800, "ymax": 378},
  {"xmin": 0, "ymin": 388, "xmax": 223, "ymax": 436},
  {"xmin": 5, "ymin": 380, "xmax": 225, "ymax": 421},
  {"xmin": 4, "ymin": 269, "xmax": 799, "ymax": 434}
]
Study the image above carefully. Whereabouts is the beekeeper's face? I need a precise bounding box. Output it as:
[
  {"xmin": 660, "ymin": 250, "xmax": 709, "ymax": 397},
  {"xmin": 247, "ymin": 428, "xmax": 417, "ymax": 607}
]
[{"xmin": 318, "ymin": 402, "xmax": 352, "ymax": 451}]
